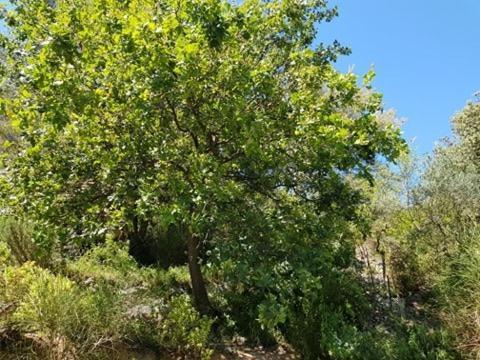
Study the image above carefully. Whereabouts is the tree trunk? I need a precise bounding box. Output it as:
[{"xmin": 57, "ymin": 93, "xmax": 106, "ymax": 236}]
[{"xmin": 187, "ymin": 231, "xmax": 212, "ymax": 315}]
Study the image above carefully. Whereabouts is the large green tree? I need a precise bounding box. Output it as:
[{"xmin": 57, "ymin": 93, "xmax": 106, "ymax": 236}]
[{"xmin": 0, "ymin": 0, "xmax": 404, "ymax": 314}]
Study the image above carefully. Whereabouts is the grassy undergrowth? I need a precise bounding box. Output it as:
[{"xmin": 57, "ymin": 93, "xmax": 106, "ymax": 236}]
[
  {"xmin": 0, "ymin": 221, "xmax": 462, "ymax": 359},
  {"xmin": 0, "ymin": 239, "xmax": 212, "ymax": 359}
]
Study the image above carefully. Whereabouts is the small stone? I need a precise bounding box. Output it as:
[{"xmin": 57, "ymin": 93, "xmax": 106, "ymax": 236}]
[{"xmin": 127, "ymin": 305, "xmax": 153, "ymax": 319}]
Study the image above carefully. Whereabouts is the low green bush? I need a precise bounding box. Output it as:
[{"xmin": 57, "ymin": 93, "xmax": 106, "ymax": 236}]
[
  {"xmin": 210, "ymin": 241, "xmax": 373, "ymax": 358},
  {"xmin": 436, "ymin": 231, "xmax": 480, "ymax": 358},
  {"xmin": 65, "ymin": 238, "xmax": 140, "ymax": 286},
  {"xmin": 353, "ymin": 320, "xmax": 458, "ymax": 360},
  {"xmin": 0, "ymin": 241, "xmax": 214, "ymax": 359},
  {"xmin": 0, "ymin": 217, "xmax": 41, "ymax": 266},
  {"xmin": 161, "ymin": 294, "xmax": 213, "ymax": 353},
  {"xmin": 0, "ymin": 241, "xmax": 11, "ymax": 265},
  {"xmin": 122, "ymin": 293, "xmax": 213, "ymax": 360},
  {"xmin": 0, "ymin": 262, "xmax": 124, "ymax": 358}
]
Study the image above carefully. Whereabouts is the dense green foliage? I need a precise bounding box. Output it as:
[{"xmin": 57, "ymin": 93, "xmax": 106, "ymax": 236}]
[
  {"xmin": 0, "ymin": 0, "xmax": 402, "ymax": 248},
  {"xmin": 0, "ymin": 240, "xmax": 213, "ymax": 359},
  {"xmin": 0, "ymin": 0, "xmax": 477, "ymax": 359},
  {"xmin": 0, "ymin": 0, "xmax": 404, "ymax": 326},
  {"xmin": 373, "ymin": 100, "xmax": 480, "ymax": 359}
]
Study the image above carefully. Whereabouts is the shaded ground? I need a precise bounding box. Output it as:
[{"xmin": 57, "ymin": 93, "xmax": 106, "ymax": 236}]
[
  {"xmin": 212, "ymin": 345, "xmax": 297, "ymax": 360},
  {"xmin": 0, "ymin": 345, "xmax": 297, "ymax": 360}
]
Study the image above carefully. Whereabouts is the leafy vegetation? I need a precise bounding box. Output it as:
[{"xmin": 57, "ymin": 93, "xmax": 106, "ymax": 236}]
[
  {"xmin": 371, "ymin": 99, "xmax": 480, "ymax": 359},
  {"xmin": 1, "ymin": 241, "xmax": 213, "ymax": 359},
  {"xmin": 0, "ymin": 0, "xmax": 477, "ymax": 359}
]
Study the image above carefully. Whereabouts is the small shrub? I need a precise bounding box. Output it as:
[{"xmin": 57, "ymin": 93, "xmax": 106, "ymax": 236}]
[
  {"xmin": 66, "ymin": 239, "xmax": 140, "ymax": 286},
  {"xmin": 353, "ymin": 320, "xmax": 458, "ymax": 360},
  {"xmin": 0, "ymin": 242, "xmax": 214, "ymax": 359},
  {"xmin": 387, "ymin": 241, "xmax": 424, "ymax": 296},
  {"xmin": 1, "ymin": 262, "xmax": 125, "ymax": 358},
  {"xmin": 159, "ymin": 294, "xmax": 213, "ymax": 357},
  {"xmin": 0, "ymin": 261, "xmax": 45, "ymax": 304},
  {"xmin": 0, "ymin": 241, "xmax": 11, "ymax": 266},
  {"xmin": 280, "ymin": 272, "xmax": 370, "ymax": 360},
  {"xmin": 0, "ymin": 217, "xmax": 39, "ymax": 265},
  {"xmin": 438, "ymin": 232, "xmax": 480, "ymax": 358},
  {"xmin": 126, "ymin": 294, "xmax": 213, "ymax": 359},
  {"xmin": 141, "ymin": 265, "xmax": 191, "ymax": 298}
]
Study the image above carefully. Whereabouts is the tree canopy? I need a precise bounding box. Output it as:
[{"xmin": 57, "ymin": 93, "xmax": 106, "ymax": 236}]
[
  {"xmin": 6, "ymin": 2, "xmax": 480, "ymax": 360},
  {"xmin": 0, "ymin": 0, "xmax": 405, "ymax": 314}
]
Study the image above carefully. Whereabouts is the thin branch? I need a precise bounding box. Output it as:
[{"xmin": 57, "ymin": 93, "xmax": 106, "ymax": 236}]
[{"xmin": 166, "ymin": 99, "xmax": 200, "ymax": 150}]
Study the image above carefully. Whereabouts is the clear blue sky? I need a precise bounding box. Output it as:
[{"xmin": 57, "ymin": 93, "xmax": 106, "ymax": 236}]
[{"xmin": 319, "ymin": 0, "xmax": 480, "ymax": 154}]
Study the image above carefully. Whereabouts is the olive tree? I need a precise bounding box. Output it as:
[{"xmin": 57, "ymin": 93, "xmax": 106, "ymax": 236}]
[{"xmin": 452, "ymin": 97, "xmax": 480, "ymax": 166}]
